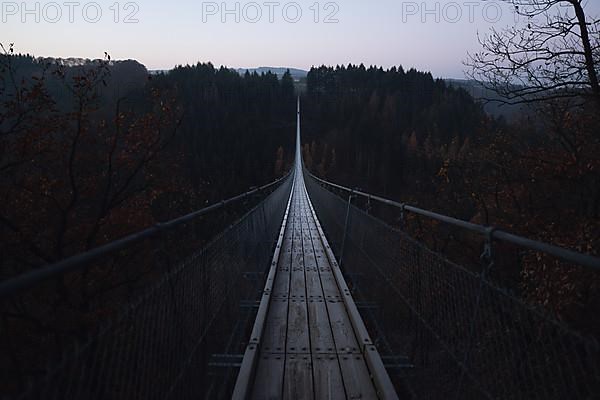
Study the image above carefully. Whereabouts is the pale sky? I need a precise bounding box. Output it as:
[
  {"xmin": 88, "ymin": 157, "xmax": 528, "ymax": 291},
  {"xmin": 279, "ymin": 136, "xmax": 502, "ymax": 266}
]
[{"xmin": 2, "ymin": 0, "xmax": 599, "ymax": 79}]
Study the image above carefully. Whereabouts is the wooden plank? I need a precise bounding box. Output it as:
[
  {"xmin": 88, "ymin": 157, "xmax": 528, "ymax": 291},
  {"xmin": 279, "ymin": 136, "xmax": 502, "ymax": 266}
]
[
  {"xmin": 251, "ymin": 353, "xmax": 285, "ymax": 400},
  {"xmin": 316, "ymin": 271, "xmax": 339, "ymax": 299},
  {"xmin": 272, "ymin": 269, "xmax": 291, "ymax": 297},
  {"xmin": 305, "ymin": 269, "xmax": 322, "ymax": 298},
  {"xmin": 283, "ymin": 354, "xmax": 314, "ymax": 400},
  {"xmin": 303, "ymin": 232, "xmax": 322, "ymax": 299},
  {"xmin": 292, "ymin": 220, "xmax": 302, "ymax": 241},
  {"xmin": 339, "ymin": 354, "xmax": 379, "ymax": 400},
  {"xmin": 308, "ymin": 298, "xmax": 336, "ymax": 354},
  {"xmin": 313, "ymin": 355, "xmax": 346, "ymax": 400},
  {"xmin": 261, "ymin": 298, "xmax": 288, "ymax": 354},
  {"xmin": 272, "ymin": 235, "xmax": 292, "ymax": 296},
  {"xmin": 289, "ymin": 252, "xmax": 306, "ymax": 299},
  {"xmin": 286, "ymin": 299, "xmax": 310, "ymax": 354},
  {"xmin": 326, "ymin": 297, "xmax": 361, "ymax": 354},
  {"xmin": 309, "ymin": 235, "xmax": 339, "ymax": 298}
]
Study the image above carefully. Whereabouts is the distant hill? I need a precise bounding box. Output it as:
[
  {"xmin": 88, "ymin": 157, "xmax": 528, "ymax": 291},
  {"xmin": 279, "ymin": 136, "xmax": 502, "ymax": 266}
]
[
  {"xmin": 1, "ymin": 55, "xmax": 149, "ymax": 114},
  {"xmin": 444, "ymin": 78, "xmax": 528, "ymax": 121},
  {"xmin": 236, "ymin": 67, "xmax": 308, "ymax": 80}
]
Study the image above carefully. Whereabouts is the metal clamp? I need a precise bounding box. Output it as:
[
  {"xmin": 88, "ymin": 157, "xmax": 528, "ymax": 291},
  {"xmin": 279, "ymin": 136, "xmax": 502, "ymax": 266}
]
[
  {"xmin": 398, "ymin": 203, "xmax": 406, "ymax": 228},
  {"xmin": 480, "ymin": 226, "xmax": 497, "ymax": 275}
]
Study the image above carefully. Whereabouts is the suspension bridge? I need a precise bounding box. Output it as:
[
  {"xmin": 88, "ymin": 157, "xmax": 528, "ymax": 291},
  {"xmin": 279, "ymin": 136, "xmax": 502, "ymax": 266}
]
[
  {"xmin": 232, "ymin": 101, "xmax": 396, "ymax": 399},
  {"xmin": 1, "ymin": 99, "xmax": 599, "ymax": 399}
]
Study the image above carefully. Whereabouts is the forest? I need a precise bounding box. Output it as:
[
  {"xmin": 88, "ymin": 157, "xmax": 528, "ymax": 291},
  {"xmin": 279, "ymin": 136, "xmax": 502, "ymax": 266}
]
[
  {"xmin": 0, "ymin": 51, "xmax": 296, "ymax": 280},
  {"xmin": 302, "ymin": 64, "xmax": 599, "ymax": 338},
  {"xmin": 1, "ymin": 50, "xmax": 598, "ymax": 337}
]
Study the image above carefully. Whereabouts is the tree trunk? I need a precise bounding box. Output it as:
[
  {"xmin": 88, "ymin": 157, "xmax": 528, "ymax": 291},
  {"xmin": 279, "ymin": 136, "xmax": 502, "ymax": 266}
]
[{"xmin": 571, "ymin": 0, "xmax": 600, "ymax": 105}]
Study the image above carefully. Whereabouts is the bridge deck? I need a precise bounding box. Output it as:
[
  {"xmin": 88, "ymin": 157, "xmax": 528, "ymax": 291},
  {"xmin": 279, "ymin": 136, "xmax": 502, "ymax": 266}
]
[
  {"xmin": 254, "ymin": 175, "xmax": 380, "ymax": 399},
  {"xmin": 233, "ymin": 99, "xmax": 397, "ymax": 399}
]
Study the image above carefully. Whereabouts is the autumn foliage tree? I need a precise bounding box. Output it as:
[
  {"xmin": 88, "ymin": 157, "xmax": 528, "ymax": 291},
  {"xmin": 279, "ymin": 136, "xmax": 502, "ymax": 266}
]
[
  {"xmin": 0, "ymin": 45, "xmax": 195, "ymax": 392},
  {"xmin": 461, "ymin": 0, "xmax": 600, "ymax": 333},
  {"xmin": 1, "ymin": 45, "xmax": 184, "ymax": 276}
]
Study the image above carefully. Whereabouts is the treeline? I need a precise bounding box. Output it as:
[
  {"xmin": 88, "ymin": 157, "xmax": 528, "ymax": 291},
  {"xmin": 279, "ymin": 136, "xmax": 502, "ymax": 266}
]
[
  {"xmin": 302, "ymin": 64, "xmax": 489, "ymax": 199},
  {"xmin": 151, "ymin": 63, "xmax": 296, "ymax": 197},
  {"xmin": 302, "ymin": 64, "xmax": 599, "ymax": 337}
]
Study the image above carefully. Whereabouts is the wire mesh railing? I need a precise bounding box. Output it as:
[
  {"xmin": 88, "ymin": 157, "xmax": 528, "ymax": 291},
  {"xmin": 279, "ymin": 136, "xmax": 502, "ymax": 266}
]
[
  {"xmin": 304, "ymin": 171, "xmax": 600, "ymax": 399},
  {"xmin": 0, "ymin": 173, "xmax": 293, "ymax": 400}
]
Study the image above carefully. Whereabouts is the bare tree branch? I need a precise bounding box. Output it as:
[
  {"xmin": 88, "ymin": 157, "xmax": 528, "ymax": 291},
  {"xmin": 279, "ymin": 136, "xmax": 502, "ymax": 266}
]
[{"xmin": 466, "ymin": 0, "xmax": 600, "ymax": 107}]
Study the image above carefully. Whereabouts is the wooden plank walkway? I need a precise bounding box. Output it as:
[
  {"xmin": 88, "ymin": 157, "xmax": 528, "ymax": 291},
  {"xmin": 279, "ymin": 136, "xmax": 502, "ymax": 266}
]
[{"xmin": 233, "ymin": 99, "xmax": 397, "ymax": 399}]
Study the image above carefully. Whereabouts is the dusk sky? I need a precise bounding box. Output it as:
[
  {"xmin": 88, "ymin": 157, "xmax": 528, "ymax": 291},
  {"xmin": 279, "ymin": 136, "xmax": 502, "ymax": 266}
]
[{"xmin": 3, "ymin": 0, "xmax": 600, "ymax": 78}]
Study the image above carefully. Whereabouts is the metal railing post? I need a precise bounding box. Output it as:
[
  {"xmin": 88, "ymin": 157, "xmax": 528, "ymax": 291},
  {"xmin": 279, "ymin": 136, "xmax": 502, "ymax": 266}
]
[
  {"xmin": 454, "ymin": 227, "xmax": 496, "ymax": 399},
  {"xmin": 339, "ymin": 190, "xmax": 355, "ymax": 270},
  {"xmin": 399, "ymin": 203, "xmax": 406, "ymax": 229}
]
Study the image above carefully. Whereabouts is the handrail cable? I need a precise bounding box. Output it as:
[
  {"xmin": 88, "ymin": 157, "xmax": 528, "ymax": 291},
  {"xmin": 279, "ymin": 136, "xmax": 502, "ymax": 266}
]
[
  {"xmin": 0, "ymin": 172, "xmax": 291, "ymax": 299},
  {"xmin": 307, "ymin": 170, "xmax": 600, "ymax": 271}
]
